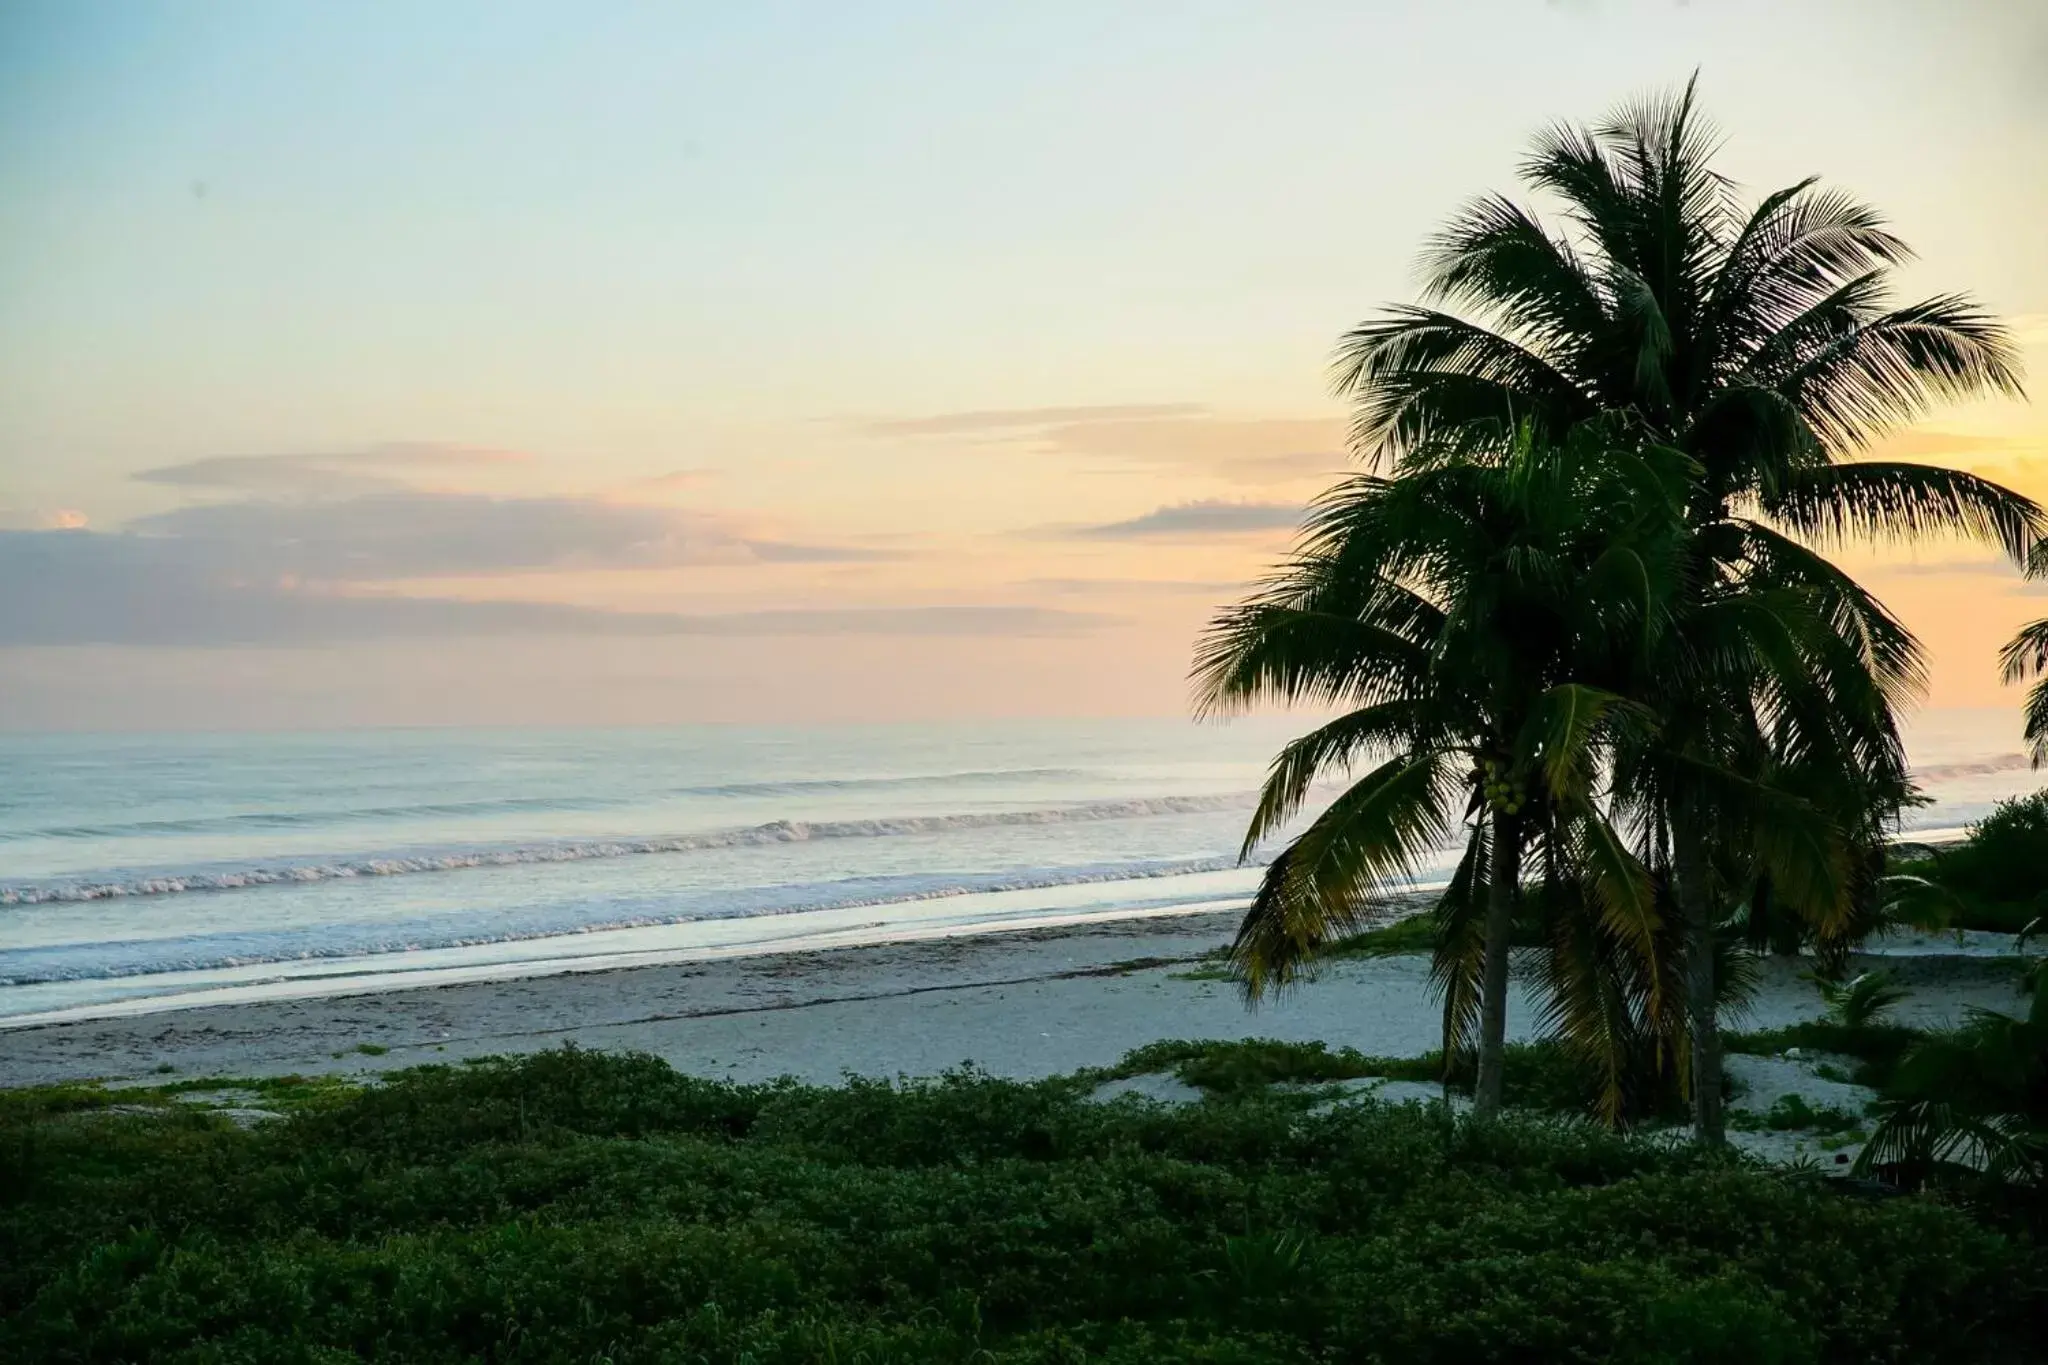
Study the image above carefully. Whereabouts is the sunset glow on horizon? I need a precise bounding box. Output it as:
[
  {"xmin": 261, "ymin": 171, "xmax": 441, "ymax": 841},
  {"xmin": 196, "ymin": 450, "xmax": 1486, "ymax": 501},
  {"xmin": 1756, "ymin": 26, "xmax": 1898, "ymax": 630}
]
[{"xmin": 4, "ymin": 1, "xmax": 2044, "ymax": 730}]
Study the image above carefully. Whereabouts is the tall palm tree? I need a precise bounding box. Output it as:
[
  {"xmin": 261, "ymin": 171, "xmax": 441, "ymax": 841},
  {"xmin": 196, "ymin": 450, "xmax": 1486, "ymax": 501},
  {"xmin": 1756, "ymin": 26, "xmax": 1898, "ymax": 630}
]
[
  {"xmin": 1325, "ymin": 77, "xmax": 2040, "ymax": 1140},
  {"xmin": 1195, "ymin": 421, "xmax": 1678, "ymax": 1118}
]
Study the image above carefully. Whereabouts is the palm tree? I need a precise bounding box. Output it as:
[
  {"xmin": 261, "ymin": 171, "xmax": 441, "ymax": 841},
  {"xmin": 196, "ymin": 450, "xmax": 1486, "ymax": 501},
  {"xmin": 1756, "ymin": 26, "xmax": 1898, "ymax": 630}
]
[
  {"xmin": 1855, "ymin": 960, "xmax": 2046, "ymax": 1200},
  {"xmin": 1999, "ymin": 547, "xmax": 2048, "ymax": 766},
  {"xmin": 1325, "ymin": 77, "xmax": 2040, "ymax": 1140},
  {"xmin": 1602, "ymin": 510, "xmax": 1916, "ymax": 1140},
  {"xmin": 1195, "ymin": 421, "xmax": 1677, "ymax": 1119}
]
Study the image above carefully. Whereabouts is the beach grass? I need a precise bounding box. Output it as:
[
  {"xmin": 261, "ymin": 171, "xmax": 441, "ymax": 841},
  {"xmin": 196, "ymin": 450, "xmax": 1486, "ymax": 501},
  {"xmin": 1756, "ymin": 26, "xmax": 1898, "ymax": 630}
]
[{"xmin": 5, "ymin": 1046, "xmax": 2042, "ymax": 1363}]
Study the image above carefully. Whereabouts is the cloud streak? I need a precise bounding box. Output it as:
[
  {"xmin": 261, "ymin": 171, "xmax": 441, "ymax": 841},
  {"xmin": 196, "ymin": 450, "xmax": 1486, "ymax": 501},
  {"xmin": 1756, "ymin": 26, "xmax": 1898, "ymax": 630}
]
[
  {"xmin": 118, "ymin": 489, "xmax": 891, "ymax": 581},
  {"xmin": 861, "ymin": 404, "xmax": 1346, "ymax": 487},
  {"xmin": 134, "ymin": 443, "xmax": 530, "ymax": 495},
  {"xmin": 859, "ymin": 404, "xmax": 1206, "ymax": 437},
  {"xmin": 1067, "ymin": 500, "xmax": 1302, "ymax": 539},
  {"xmin": 0, "ymin": 530, "xmax": 1107, "ymax": 646},
  {"xmin": 1021, "ymin": 576, "xmax": 1243, "ymax": 598}
]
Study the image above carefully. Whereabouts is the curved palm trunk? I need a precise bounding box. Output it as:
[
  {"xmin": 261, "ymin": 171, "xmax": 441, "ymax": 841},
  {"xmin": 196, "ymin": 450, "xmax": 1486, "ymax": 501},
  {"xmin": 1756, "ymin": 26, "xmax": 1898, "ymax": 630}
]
[
  {"xmin": 1674, "ymin": 828, "xmax": 1724, "ymax": 1145},
  {"xmin": 1474, "ymin": 808, "xmax": 1522, "ymax": 1117}
]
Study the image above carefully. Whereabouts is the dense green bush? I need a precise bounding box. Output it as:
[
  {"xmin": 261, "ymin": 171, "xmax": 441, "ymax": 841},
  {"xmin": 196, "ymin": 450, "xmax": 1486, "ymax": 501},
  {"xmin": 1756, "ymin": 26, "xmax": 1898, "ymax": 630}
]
[
  {"xmin": 1949, "ymin": 791, "xmax": 2048, "ymax": 903},
  {"xmin": 1892, "ymin": 790, "xmax": 2048, "ymax": 933},
  {"xmin": 3, "ymin": 1047, "xmax": 2042, "ymax": 1362}
]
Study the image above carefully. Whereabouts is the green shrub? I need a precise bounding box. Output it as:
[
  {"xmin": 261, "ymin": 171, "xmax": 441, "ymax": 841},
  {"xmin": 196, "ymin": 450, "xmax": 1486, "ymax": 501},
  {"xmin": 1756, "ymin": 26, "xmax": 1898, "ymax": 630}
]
[
  {"xmin": 1727, "ymin": 1095, "xmax": 1863, "ymax": 1136},
  {"xmin": 1320, "ymin": 913, "xmax": 1441, "ymax": 957},
  {"xmin": 1100, "ymin": 1038, "xmax": 1426, "ymax": 1094},
  {"xmin": 1889, "ymin": 790, "xmax": 2048, "ymax": 933},
  {"xmin": 1, "ymin": 1047, "xmax": 2040, "ymax": 1363},
  {"xmin": 1953, "ymin": 791, "xmax": 2048, "ymax": 901}
]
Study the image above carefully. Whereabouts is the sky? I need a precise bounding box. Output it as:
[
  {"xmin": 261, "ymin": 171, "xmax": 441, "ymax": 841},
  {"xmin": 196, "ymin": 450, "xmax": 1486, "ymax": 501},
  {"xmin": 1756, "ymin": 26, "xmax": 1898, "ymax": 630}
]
[{"xmin": 2, "ymin": 0, "xmax": 2045, "ymax": 730}]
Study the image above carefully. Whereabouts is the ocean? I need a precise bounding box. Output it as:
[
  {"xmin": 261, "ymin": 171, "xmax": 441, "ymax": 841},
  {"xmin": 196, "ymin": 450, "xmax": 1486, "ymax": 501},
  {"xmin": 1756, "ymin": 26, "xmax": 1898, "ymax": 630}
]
[{"xmin": 1, "ymin": 709, "xmax": 2038, "ymax": 1024}]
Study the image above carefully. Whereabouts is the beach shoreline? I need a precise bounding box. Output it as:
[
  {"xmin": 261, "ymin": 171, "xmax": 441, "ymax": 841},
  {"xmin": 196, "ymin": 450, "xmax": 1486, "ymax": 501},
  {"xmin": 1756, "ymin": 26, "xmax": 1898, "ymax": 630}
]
[{"xmin": 0, "ymin": 901, "xmax": 2026, "ymax": 1097}]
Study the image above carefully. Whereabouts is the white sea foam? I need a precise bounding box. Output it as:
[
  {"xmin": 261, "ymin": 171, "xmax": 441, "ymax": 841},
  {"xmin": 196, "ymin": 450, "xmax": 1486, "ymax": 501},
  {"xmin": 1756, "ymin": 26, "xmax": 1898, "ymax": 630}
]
[
  {"xmin": 0, "ymin": 794, "xmax": 1253, "ymax": 907},
  {"xmin": 0, "ymin": 853, "xmax": 1259, "ymax": 983}
]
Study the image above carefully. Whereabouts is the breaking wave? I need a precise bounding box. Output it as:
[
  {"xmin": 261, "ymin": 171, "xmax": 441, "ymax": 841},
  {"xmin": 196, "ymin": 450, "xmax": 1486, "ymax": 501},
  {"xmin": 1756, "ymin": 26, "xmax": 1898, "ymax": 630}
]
[
  {"xmin": 0, "ymin": 767, "xmax": 1092, "ymax": 842},
  {"xmin": 0, "ymin": 793, "xmax": 1251, "ymax": 907},
  {"xmin": 0, "ymin": 853, "xmax": 1259, "ymax": 984},
  {"xmin": 1908, "ymin": 753, "xmax": 2032, "ymax": 782}
]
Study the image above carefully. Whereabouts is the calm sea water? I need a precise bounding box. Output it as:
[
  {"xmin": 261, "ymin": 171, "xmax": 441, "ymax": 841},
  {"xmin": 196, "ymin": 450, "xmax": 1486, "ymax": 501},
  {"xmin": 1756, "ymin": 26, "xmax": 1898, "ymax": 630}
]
[{"xmin": 1, "ymin": 709, "xmax": 2038, "ymax": 1023}]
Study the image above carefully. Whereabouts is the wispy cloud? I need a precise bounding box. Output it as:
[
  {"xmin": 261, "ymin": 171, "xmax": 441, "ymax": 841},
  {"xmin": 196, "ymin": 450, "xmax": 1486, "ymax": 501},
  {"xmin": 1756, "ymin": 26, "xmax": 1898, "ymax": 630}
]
[
  {"xmin": 1066, "ymin": 500, "xmax": 1301, "ymax": 539},
  {"xmin": 1021, "ymin": 576, "xmax": 1243, "ymax": 598},
  {"xmin": 627, "ymin": 469, "xmax": 720, "ymax": 494},
  {"xmin": 680, "ymin": 606, "xmax": 1117, "ymax": 636},
  {"xmin": 859, "ymin": 404, "xmax": 1206, "ymax": 437},
  {"xmin": 118, "ymin": 489, "xmax": 892, "ymax": 580},
  {"xmin": 0, "ymin": 530, "xmax": 1105, "ymax": 646},
  {"xmin": 859, "ymin": 404, "xmax": 1345, "ymax": 487},
  {"xmin": 134, "ymin": 443, "xmax": 530, "ymax": 494}
]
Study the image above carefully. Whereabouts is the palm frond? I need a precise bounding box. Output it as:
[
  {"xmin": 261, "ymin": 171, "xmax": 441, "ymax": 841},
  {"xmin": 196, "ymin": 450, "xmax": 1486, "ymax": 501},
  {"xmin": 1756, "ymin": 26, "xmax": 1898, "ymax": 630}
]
[
  {"xmin": 1995, "ymin": 618, "xmax": 2048, "ymax": 768},
  {"xmin": 1532, "ymin": 877, "xmax": 1644, "ymax": 1126},
  {"xmin": 1519, "ymin": 683, "xmax": 1650, "ymax": 802},
  {"xmin": 1607, "ymin": 265, "xmax": 1678, "ymax": 410},
  {"xmin": 1330, "ymin": 307, "xmax": 1588, "ymax": 461},
  {"xmin": 1760, "ymin": 462, "xmax": 2042, "ymax": 564},
  {"xmin": 1998, "ymin": 617, "xmax": 2048, "ymax": 686},
  {"xmin": 2027, "ymin": 677, "xmax": 2048, "ymax": 771},
  {"xmin": 1239, "ymin": 703, "xmax": 1445, "ymax": 857},
  {"xmin": 1231, "ymin": 752, "xmax": 1458, "ymax": 998},
  {"xmin": 1734, "ymin": 518, "xmax": 1928, "ymax": 708},
  {"xmin": 1191, "ymin": 599, "xmax": 1433, "ymax": 717},
  {"xmin": 1781, "ymin": 294, "xmax": 2026, "ymax": 455},
  {"xmin": 1429, "ymin": 826, "xmax": 1491, "ymax": 1069},
  {"xmin": 1817, "ymin": 970, "xmax": 1909, "ymax": 1028},
  {"xmin": 1570, "ymin": 803, "xmax": 1663, "ymax": 993},
  {"xmin": 1713, "ymin": 180, "xmax": 1913, "ymax": 357},
  {"xmin": 1418, "ymin": 192, "xmax": 1609, "ymax": 356},
  {"xmin": 1662, "ymin": 752, "xmax": 1850, "ymax": 930}
]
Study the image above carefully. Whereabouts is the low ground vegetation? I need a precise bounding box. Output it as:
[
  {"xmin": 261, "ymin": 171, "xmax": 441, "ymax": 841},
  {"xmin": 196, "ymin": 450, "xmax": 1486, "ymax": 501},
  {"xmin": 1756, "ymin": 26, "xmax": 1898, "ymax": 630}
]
[{"xmin": 4, "ymin": 1047, "xmax": 2044, "ymax": 1363}]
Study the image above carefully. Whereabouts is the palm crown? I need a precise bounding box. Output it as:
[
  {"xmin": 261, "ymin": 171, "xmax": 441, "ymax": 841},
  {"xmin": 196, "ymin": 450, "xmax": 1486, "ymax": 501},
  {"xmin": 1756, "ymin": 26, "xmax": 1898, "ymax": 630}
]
[
  {"xmin": 1195, "ymin": 421, "xmax": 1682, "ymax": 1116},
  {"xmin": 1336, "ymin": 76, "xmax": 2033, "ymax": 561}
]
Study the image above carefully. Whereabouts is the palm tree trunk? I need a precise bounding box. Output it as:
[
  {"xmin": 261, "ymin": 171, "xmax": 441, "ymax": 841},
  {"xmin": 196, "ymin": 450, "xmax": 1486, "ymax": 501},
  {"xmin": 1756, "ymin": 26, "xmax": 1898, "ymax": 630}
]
[
  {"xmin": 1474, "ymin": 808, "xmax": 1521, "ymax": 1117},
  {"xmin": 1674, "ymin": 829, "xmax": 1724, "ymax": 1145}
]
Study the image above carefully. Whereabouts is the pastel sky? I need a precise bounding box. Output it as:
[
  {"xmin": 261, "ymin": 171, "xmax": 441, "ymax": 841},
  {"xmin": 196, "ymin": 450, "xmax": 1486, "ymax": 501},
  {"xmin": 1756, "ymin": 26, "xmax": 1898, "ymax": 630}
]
[{"xmin": 3, "ymin": 0, "xmax": 2045, "ymax": 729}]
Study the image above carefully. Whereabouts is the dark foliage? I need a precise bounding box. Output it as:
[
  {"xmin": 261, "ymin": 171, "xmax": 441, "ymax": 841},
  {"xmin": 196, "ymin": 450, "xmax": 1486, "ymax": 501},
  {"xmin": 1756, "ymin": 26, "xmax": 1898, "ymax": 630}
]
[
  {"xmin": 1892, "ymin": 791, "xmax": 2048, "ymax": 933},
  {"xmin": 4, "ymin": 1047, "xmax": 2042, "ymax": 1363}
]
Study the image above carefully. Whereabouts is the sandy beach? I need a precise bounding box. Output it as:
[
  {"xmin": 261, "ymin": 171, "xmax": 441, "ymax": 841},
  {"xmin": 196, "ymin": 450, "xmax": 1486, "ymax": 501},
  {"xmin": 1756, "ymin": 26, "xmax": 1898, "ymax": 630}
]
[{"xmin": 0, "ymin": 908, "xmax": 2025, "ymax": 1097}]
